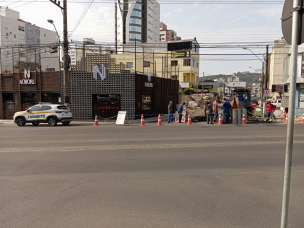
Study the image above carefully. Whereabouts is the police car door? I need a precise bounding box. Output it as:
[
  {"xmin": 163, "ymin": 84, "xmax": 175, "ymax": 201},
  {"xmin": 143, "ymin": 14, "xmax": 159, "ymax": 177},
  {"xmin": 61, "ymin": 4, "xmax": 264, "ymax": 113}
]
[
  {"xmin": 41, "ymin": 105, "xmax": 52, "ymax": 120},
  {"xmin": 26, "ymin": 105, "xmax": 41, "ymax": 121}
]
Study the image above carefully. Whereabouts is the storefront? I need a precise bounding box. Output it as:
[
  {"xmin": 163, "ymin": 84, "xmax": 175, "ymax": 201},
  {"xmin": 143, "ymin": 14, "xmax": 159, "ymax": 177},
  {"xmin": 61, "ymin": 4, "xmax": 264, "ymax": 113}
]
[{"xmin": 0, "ymin": 71, "xmax": 61, "ymax": 119}]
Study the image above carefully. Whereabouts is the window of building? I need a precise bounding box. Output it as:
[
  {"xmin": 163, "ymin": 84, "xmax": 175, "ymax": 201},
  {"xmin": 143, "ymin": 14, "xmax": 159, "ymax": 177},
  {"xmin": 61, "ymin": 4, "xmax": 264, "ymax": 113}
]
[
  {"xmin": 171, "ymin": 75, "xmax": 177, "ymax": 80},
  {"xmin": 21, "ymin": 92, "xmax": 37, "ymax": 104},
  {"xmin": 130, "ymin": 18, "xmax": 142, "ymax": 25},
  {"xmin": 6, "ymin": 33, "xmax": 8, "ymax": 37},
  {"xmin": 144, "ymin": 61, "xmax": 150, "ymax": 67},
  {"xmin": 131, "ymin": 10, "xmax": 142, "ymax": 17},
  {"xmin": 197, "ymin": 62, "xmax": 199, "ymax": 68},
  {"xmin": 14, "ymin": 34, "xmax": 16, "ymax": 38},
  {"xmin": 18, "ymin": 26, "xmax": 24, "ymax": 32},
  {"xmin": 129, "ymin": 26, "xmax": 142, "ymax": 32},
  {"xmin": 36, "ymin": 30, "xmax": 40, "ymax": 35},
  {"xmin": 171, "ymin": 60, "xmax": 178, "ymax": 66},
  {"xmin": 192, "ymin": 59, "xmax": 195, "ymax": 67},
  {"xmin": 2, "ymin": 92, "xmax": 14, "ymax": 103},
  {"xmin": 134, "ymin": 3, "xmax": 142, "ymax": 10},
  {"xmin": 44, "ymin": 34, "xmax": 47, "ymax": 37},
  {"xmin": 183, "ymin": 59, "xmax": 191, "ymax": 66},
  {"xmin": 142, "ymin": 95, "xmax": 152, "ymax": 111},
  {"xmin": 127, "ymin": 62, "xmax": 133, "ymax": 68},
  {"xmin": 42, "ymin": 93, "xmax": 61, "ymax": 103},
  {"xmin": 129, "ymin": 33, "xmax": 141, "ymax": 40}
]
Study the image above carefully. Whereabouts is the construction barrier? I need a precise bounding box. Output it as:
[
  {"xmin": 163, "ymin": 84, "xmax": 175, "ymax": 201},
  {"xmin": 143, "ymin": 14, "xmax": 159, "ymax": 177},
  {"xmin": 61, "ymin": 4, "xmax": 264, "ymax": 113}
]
[
  {"xmin": 157, "ymin": 114, "xmax": 162, "ymax": 126},
  {"xmin": 94, "ymin": 115, "xmax": 99, "ymax": 126},
  {"xmin": 140, "ymin": 114, "xmax": 145, "ymax": 126},
  {"xmin": 283, "ymin": 110, "xmax": 286, "ymax": 119},
  {"xmin": 242, "ymin": 114, "xmax": 247, "ymax": 125},
  {"xmin": 187, "ymin": 114, "xmax": 192, "ymax": 125},
  {"xmin": 218, "ymin": 114, "xmax": 223, "ymax": 125},
  {"xmin": 285, "ymin": 114, "xmax": 288, "ymax": 125}
]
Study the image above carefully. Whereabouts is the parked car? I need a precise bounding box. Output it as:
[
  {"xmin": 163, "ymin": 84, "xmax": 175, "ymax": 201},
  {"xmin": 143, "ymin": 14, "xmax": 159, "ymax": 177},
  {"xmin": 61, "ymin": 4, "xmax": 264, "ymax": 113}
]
[{"xmin": 13, "ymin": 104, "xmax": 73, "ymax": 127}]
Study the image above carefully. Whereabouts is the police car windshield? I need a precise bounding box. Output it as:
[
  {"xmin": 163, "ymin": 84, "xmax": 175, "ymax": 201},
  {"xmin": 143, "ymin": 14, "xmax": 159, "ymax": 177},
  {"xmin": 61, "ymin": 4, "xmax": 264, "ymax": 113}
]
[{"xmin": 57, "ymin": 106, "xmax": 68, "ymax": 110}]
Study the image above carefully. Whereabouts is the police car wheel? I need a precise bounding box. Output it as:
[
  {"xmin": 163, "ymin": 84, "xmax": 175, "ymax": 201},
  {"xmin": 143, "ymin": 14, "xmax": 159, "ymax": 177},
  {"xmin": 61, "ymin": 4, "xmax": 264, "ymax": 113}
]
[
  {"xmin": 62, "ymin": 121, "xmax": 70, "ymax": 126},
  {"xmin": 48, "ymin": 117, "xmax": 57, "ymax": 126},
  {"xmin": 32, "ymin": 123, "xmax": 39, "ymax": 126},
  {"xmin": 16, "ymin": 117, "xmax": 26, "ymax": 126}
]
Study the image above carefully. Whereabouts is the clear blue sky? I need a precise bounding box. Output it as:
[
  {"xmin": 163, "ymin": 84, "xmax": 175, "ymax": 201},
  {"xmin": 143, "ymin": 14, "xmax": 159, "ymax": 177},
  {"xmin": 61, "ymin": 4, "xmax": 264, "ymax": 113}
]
[{"xmin": 9, "ymin": 0, "xmax": 284, "ymax": 76}]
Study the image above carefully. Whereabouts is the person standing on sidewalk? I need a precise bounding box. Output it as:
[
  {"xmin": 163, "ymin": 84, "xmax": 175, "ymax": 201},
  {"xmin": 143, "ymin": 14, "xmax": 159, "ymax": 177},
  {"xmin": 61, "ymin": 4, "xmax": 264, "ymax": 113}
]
[
  {"xmin": 206, "ymin": 101, "xmax": 213, "ymax": 124},
  {"xmin": 213, "ymin": 98, "xmax": 219, "ymax": 123},
  {"xmin": 222, "ymin": 98, "xmax": 231, "ymax": 124},
  {"xmin": 168, "ymin": 101, "xmax": 173, "ymax": 123},
  {"xmin": 178, "ymin": 102, "xmax": 185, "ymax": 123}
]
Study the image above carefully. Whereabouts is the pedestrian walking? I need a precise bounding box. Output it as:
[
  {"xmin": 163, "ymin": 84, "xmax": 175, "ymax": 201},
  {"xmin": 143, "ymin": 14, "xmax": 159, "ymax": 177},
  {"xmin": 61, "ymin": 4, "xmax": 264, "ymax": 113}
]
[
  {"xmin": 178, "ymin": 102, "xmax": 185, "ymax": 123},
  {"xmin": 270, "ymin": 102, "xmax": 276, "ymax": 119},
  {"xmin": 213, "ymin": 98, "xmax": 219, "ymax": 123},
  {"xmin": 206, "ymin": 101, "xmax": 213, "ymax": 124},
  {"xmin": 168, "ymin": 101, "xmax": 173, "ymax": 123},
  {"xmin": 222, "ymin": 98, "xmax": 231, "ymax": 124},
  {"xmin": 266, "ymin": 101, "xmax": 273, "ymax": 118}
]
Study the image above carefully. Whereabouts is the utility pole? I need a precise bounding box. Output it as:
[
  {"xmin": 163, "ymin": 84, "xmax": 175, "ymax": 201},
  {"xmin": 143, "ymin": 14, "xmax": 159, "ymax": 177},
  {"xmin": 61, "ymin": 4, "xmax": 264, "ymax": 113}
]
[
  {"xmin": 265, "ymin": 45, "xmax": 269, "ymax": 90},
  {"xmin": 202, "ymin": 72, "xmax": 205, "ymax": 94},
  {"xmin": 280, "ymin": 0, "xmax": 301, "ymax": 227},
  {"xmin": 50, "ymin": 0, "xmax": 69, "ymax": 105}
]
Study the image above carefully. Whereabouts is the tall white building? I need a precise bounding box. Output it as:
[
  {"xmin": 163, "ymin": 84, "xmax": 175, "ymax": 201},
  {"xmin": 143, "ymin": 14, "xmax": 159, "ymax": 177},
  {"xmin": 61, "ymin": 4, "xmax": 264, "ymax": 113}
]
[
  {"xmin": 115, "ymin": 0, "xmax": 160, "ymax": 49},
  {"xmin": 0, "ymin": 7, "xmax": 58, "ymax": 73}
]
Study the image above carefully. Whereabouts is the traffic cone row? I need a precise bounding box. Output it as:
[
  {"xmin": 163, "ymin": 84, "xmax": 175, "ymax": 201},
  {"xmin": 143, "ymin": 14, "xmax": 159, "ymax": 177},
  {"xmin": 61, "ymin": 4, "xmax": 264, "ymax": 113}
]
[
  {"xmin": 285, "ymin": 114, "xmax": 288, "ymax": 125},
  {"xmin": 187, "ymin": 114, "xmax": 192, "ymax": 125},
  {"xmin": 242, "ymin": 114, "xmax": 247, "ymax": 125},
  {"xmin": 140, "ymin": 114, "xmax": 145, "ymax": 126},
  {"xmin": 218, "ymin": 114, "xmax": 223, "ymax": 125},
  {"xmin": 94, "ymin": 115, "xmax": 99, "ymax": 126},
  {"xmin": 157, "ymin": 114, "xmax": 162, "ymax": 126},
  {"xmin": 283, "ymin": 110, "xmax": 286, "ymax": 119}
]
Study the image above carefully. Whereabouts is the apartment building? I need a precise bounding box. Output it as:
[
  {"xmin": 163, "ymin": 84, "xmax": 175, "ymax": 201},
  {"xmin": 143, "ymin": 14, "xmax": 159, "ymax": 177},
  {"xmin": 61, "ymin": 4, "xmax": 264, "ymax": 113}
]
[
  {"xmin": 0, "ymin": 7, "xmax": 58, "ymax": 73},
  {"xmin": 111, "ymin": 39, "xmax": 200, "ymax": 85},
  {"xmin": 159, "ymin": 22, "xmax": 181, "ymax": 42},
  {"xmin": 115, "ymin": 0, "xmax": 160, "ymax": 47}
]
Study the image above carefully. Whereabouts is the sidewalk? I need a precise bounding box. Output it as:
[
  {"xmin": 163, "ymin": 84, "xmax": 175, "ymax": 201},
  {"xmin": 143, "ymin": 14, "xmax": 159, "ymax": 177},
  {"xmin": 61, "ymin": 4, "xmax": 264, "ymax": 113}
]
[{"xmin": 0, "ymin": 116, "xmax": 161, "ymax": 126}]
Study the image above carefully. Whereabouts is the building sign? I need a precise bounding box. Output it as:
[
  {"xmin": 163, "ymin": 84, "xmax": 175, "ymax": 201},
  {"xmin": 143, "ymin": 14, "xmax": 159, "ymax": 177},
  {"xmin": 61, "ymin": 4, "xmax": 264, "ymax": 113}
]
[
  {"xmin": 93, "ymin": 65, "xmax": 106, "ymax": 80},
  {"xmin": 145, "ymin": 82, "xmax": 153, "ymax": 87},
  {"xmin": 171, "ymin": 50, "xmax": 190, "ymax": 58},
  {"xmin": 228, "ymin": 82, "xmax": 246, "ymax": 88},
  {"xmin": 264, "ymin": 89, "xmax": 270, "ymax": 97},
  {"xmin": 272, "ymin": 84, "xmax": 284, "ymax": 92},
  {"xmin": 204, "ymin": 85, "xmax": 214, "ymax": 90},
  {"xmin": 20, "ymin": 69, "xmax": 35, "ymax": 84}
]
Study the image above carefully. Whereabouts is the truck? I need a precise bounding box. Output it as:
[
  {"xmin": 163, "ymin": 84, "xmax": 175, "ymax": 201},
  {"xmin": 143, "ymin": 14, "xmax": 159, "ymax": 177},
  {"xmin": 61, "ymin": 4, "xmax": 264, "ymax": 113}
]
[{"xmin": 230, "ymin": 88, "xmax": 253, "ymax": 114}]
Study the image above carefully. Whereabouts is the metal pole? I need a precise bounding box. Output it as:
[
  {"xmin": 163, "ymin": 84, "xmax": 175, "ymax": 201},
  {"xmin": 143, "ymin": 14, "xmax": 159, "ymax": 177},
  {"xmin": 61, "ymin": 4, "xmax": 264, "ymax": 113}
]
[
  {"xmin": 280, "ymin": 0, "xmax": 300, "ymax": 227},
  {"xmin": 63, "ymin": 0, "xmax": 69, "ymax": 105},
  {"xmin": 202, "ymin": 72, "xmax": 205, "ymax": 93},
  {"xmin": 135, "ymin": 39, "xmax": 136, "ymax": 75},
  {"xmin": 162, "ymin": 56, "xmax": 163, "ymax": 78},
  {"xmin": 262, "ymin": 63, "xmax": 265, "ymax": 116}
]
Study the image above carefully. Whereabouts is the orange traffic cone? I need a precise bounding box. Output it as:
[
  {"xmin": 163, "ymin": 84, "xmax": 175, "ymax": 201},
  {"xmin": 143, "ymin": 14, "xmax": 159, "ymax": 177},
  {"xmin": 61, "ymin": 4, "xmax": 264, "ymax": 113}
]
[
  {"xmin": 140, "ymin": 114, "xmax": 145, "ymax": 126},
  {"xmin": 157, "ymin": 114, "xmax": 162, "ymax": 126},
  {"xmin": 187, "ymin": 114, "xmax": 192, "ymax": 125},
  {"xmin": 242, "ymin": 114, "xmax": 247, "ymax": 125},
  {"xmin": 218, "ymin": 114, "xmax": 223, "ymax": 125},
  {"xmin": 302, "ymin": 112, "xmax": 304, "ymax": 124},
  {"xmin": 285, "ymin": 114, "xmax": 288, "ymax": 125},
  {"xmin": 282, "ymin": 110, "xmax": 286, "ymax": 119},
  {"xmin": 94, "ymin": 115, "xmax": 99, "ymax": 126}
]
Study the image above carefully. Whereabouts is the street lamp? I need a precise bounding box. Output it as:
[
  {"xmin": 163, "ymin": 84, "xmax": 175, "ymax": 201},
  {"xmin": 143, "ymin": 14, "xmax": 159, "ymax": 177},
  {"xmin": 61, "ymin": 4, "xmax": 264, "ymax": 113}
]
[{"xmin": 47, "ymin": 19, "xmax": 62, "ymax": 103}]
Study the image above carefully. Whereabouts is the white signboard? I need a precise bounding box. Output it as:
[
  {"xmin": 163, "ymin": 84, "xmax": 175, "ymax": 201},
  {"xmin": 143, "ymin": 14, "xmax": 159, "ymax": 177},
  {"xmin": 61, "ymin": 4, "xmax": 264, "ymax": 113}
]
[
  {"xmin": 228, "ymin": 82, "xmax": 246, "ymax": 88},
  {"xmin": 116, "ymin": 111, "xmax": 129, "ymax": 126},
  {"xmin": 145, "ymin": 82, "xmax": 153, "ymax": 87},
  {"xmin": 20, "ymin": 69, "xmax": 35, "ymax": 85},
  {"xmin": 93, "ymin": 65, "xmax": 106, "ymax": 80}
]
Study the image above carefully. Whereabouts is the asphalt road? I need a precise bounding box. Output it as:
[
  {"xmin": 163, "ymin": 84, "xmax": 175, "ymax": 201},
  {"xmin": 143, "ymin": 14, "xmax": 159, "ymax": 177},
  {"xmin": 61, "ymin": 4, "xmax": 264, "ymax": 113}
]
[{"xmin": 1, "ymin": 122, "xmax": 304, "ymax": 228}]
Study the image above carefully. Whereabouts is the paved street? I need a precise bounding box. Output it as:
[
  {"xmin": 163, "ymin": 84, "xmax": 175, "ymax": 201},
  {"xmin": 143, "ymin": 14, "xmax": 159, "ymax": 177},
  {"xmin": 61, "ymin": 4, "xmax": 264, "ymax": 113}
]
[{"xmin": 1, "ymin": 123, "xmax": 304, "ymax": 228}]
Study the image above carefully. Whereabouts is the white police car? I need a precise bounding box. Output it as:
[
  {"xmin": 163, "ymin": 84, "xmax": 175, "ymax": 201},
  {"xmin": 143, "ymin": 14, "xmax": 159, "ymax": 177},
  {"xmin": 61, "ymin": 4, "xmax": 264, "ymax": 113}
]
[{"xmin": 13, "ymin": 103, "xmax": 73, "ymax": 127}]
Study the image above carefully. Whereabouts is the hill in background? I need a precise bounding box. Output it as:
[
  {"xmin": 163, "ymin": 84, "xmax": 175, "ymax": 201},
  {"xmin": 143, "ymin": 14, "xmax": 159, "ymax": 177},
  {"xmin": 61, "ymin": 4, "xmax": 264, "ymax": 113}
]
[{"xmin": 203, "ymin": 72, "xmax": 261, "ymax": 86}]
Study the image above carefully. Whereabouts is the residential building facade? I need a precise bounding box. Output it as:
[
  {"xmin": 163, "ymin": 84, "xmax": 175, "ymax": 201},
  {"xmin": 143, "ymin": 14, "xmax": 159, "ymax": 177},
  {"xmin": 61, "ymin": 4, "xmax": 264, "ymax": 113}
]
[
  {"xmin": 0, "ymin": 7, "xmax": 58, "ymax": 73},
  {"xmin": 112, "ymin": 39, "xmax": 200, "ymax": 85},
  {"xmin": 159, "ymin": 22, "xmax": 181, "ymax": 42},
  {"xmin": 115, "ymin": 0, "xmax": 160, "ymax": 47}
]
